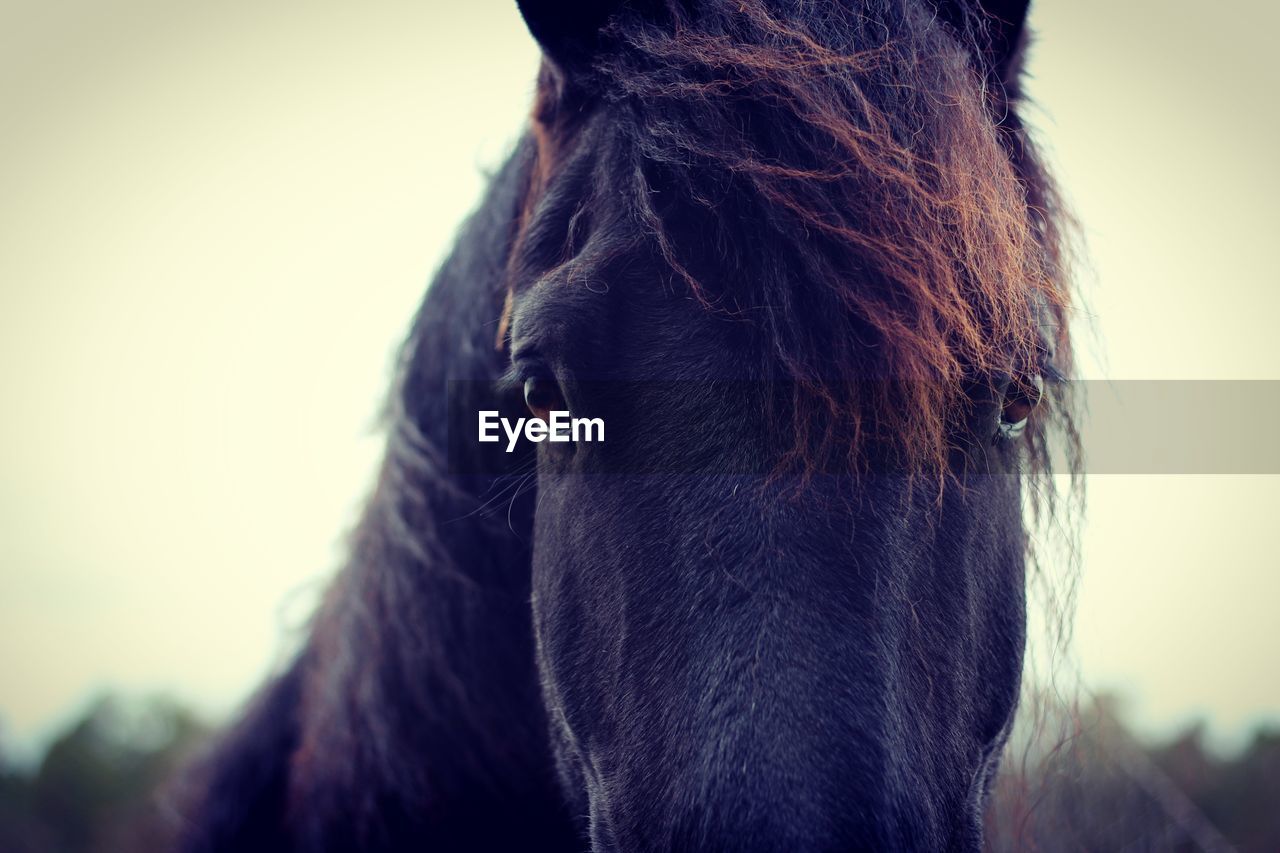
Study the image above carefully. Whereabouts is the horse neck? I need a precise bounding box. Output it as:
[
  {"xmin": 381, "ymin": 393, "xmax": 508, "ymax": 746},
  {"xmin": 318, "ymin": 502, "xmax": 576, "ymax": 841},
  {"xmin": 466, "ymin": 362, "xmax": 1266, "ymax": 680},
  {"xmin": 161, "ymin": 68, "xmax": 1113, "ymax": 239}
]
[
  {"xmin": 284, "ymin": 139, "xmax": 574, "ymax": 844},
  {"xmin": 286, "ymin": 454, "xmax": 558, "ymax": 837}
]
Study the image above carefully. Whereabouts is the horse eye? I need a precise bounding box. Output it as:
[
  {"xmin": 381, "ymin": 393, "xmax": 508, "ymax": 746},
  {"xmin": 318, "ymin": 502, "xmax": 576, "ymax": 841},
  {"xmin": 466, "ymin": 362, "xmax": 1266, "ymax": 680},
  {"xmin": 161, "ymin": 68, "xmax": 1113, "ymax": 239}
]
[
  {"xmin": 523, "ymin": 376, "xmax": 563, "ymax": 420},
  {"xmin": 996, "ymin": 374, "xmax": 1044, "ymax": 441}
]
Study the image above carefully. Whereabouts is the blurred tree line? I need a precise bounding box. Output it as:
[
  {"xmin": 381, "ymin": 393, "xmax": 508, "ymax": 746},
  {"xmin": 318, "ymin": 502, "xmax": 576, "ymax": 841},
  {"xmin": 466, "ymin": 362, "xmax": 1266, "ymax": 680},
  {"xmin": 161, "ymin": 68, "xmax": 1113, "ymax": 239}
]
[
  {"xmin": 0, "ymin": 695, "xmax": 206, "ymax": 853},
  {"xmin": 0, "ymin": 691, "xmax": 1275, "ymax": 851},
  {"xmin": 987, "ymin": 693, "xmax": 1280, "ymax": 852}
]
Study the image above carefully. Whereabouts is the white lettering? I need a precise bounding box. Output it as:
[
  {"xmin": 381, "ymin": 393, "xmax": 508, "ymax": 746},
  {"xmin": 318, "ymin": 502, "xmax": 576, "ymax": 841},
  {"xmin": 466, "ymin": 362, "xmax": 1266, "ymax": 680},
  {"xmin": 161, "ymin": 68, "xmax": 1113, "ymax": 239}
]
[
  {"xmin": 479, "ymin": 411, "xmax": 605, "ymax": 452},
  {"xmin": 549, "ymin": 411, "xmax": 571, "ymax": 442},
  {"xmin": 502, "ymin": 416, "xmax": 525, "ymax": 453},
  {"xmin": 573, "ymin": 417, "xmax": 604, "ymax": 443},
  {"xmin": 478, "ymin": 410, "xmax": 500, "ymax": 442}
]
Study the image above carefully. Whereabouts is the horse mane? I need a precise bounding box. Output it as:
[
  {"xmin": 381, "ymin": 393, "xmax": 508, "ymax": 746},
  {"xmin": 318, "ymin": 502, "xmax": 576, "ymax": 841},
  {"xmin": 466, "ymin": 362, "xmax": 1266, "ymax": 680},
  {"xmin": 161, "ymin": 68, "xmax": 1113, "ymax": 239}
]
[{"xmin": 519, "ymin": 0, "xmax": 1080, "ymax": 484}]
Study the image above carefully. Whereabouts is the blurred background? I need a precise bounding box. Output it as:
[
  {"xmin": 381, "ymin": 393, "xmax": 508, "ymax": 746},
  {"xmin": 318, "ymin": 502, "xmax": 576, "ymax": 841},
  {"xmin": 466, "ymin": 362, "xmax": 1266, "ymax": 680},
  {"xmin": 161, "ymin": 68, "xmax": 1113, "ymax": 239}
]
[{"xmin": 1, "ymin": 0, "xmax": 1277, "ymax": 849}]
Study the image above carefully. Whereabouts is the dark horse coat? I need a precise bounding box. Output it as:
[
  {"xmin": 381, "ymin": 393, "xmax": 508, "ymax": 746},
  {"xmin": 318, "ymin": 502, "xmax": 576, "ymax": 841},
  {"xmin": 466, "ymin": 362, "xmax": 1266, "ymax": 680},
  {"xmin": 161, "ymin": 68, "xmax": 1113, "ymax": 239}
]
[{"xmin": 174, "ymin": 0, "xmax": 1078, "ymax": 850}]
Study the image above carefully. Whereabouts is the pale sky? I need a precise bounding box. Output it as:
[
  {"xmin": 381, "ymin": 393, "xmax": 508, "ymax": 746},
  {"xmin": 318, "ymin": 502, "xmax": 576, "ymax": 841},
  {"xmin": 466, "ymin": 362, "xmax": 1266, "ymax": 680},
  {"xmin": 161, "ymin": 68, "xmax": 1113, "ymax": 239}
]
[{"xmin": 1, "ymin": 0, "xmax": 1277, "ymax": 757}]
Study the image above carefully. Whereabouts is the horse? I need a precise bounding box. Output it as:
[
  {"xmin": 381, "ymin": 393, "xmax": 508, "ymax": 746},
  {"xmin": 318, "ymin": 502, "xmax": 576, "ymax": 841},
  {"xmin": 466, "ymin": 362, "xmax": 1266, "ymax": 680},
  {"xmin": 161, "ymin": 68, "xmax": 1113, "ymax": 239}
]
[{"xmin": 173, "ymin": 0, "xmax": 1078, "ymax": 849}]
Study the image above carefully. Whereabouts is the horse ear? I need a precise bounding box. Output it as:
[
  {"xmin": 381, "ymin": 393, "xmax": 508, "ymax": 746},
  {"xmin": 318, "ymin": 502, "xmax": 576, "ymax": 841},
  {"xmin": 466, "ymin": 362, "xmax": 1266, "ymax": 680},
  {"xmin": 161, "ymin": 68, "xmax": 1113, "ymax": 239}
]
[
  {"xmin": 516, "ymin": 0, "xmax": 629, "ymax": 77},
  {"xmin": 935, "ymin": 0, "xmax": 1031, "ymax": 85}
]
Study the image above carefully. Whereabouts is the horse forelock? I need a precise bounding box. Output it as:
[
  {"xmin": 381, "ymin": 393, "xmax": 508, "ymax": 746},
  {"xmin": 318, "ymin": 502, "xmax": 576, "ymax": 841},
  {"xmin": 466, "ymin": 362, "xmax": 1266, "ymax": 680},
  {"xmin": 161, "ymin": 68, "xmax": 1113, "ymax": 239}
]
[{"xmin": 504, "ymin": 0, "xmax": 1080, "ymax": 488}]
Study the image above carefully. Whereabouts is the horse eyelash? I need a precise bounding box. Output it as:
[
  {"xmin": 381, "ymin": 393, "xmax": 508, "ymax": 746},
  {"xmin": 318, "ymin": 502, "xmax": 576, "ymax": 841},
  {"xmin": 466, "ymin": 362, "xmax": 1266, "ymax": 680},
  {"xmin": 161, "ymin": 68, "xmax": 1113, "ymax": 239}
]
[
  {"xmin": 495, "ymin": 365, "xmax": 525, "ymax": 396},
  {"xmin": 498, "ymin": 356, "xmax": 555, "ymax": 393}
]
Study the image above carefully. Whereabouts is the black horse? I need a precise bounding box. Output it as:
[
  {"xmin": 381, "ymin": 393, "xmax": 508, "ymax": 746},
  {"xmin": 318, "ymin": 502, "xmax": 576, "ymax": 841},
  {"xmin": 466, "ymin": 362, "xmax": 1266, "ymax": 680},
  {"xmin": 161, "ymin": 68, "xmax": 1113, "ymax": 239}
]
[{"xmin": 174, "ymin": 0, "xmax": 1078, "ymax": 849}]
